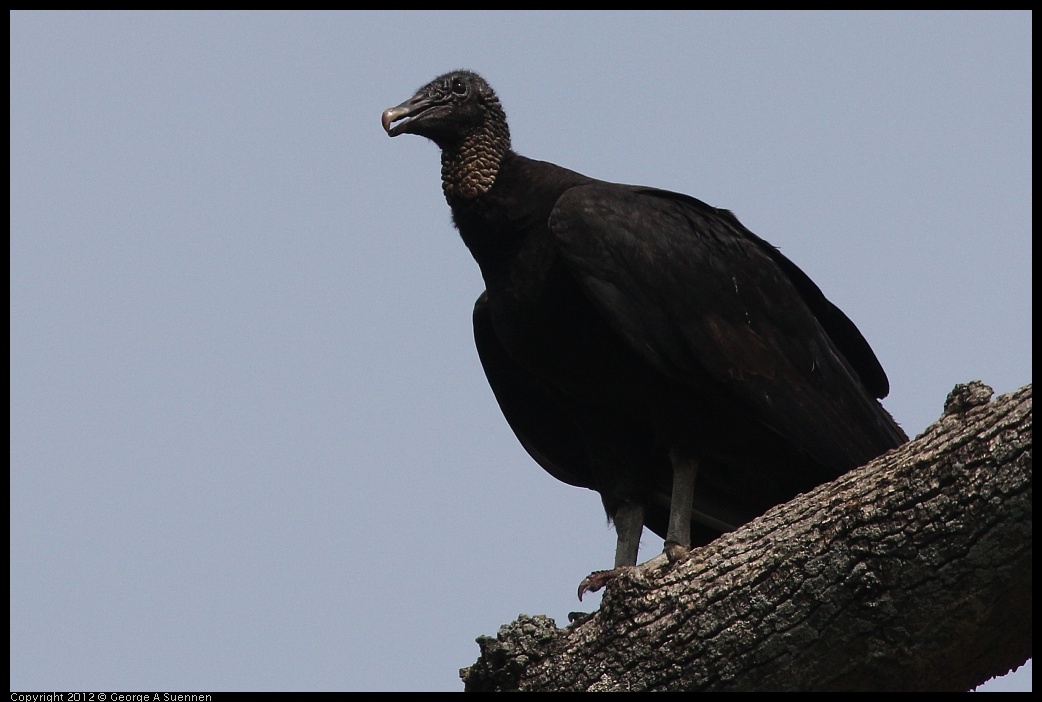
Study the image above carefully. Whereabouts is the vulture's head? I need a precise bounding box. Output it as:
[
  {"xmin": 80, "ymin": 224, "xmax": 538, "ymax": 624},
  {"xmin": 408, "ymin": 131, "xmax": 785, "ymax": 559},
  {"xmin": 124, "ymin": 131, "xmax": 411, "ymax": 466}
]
[
  {"xmin": 383, "ymin": 71, "xmax": 512, "ymax": 201},
  {"xmin": 381, "ymin": 71, "xmax": 509, "ymax": 151}
]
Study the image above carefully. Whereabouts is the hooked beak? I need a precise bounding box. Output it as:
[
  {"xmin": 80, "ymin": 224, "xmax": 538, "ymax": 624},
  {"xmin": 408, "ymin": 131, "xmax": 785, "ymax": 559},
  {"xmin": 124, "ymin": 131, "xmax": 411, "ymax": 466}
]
[{"xmin": 381, "ymin": 93, "xmax": 433, "ymax": 137}]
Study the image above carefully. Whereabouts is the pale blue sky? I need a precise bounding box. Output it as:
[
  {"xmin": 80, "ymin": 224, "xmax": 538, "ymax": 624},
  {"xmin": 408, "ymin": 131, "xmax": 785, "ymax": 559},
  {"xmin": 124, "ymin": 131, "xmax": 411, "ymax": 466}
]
[{"xmin": 11, "ymin": 11, "xmax": 1031, "ymax": 691}]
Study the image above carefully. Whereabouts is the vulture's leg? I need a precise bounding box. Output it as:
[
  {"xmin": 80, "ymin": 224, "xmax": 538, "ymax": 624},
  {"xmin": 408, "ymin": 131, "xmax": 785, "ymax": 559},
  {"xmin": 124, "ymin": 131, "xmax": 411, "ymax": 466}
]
[
  {"xmin": 579, "ymin": 500, "xmax": 646, "ymax": 601},
  {"xmin": 578, "ymin": 454, "xmax": 700, "ymax": 600},
  {"xmin": 613, "ymin": 500, "xmax": 644, "ymax": 567},
  {"xmin": 664, "ymin": 450, "xmax": 698, "ymax": 561}
]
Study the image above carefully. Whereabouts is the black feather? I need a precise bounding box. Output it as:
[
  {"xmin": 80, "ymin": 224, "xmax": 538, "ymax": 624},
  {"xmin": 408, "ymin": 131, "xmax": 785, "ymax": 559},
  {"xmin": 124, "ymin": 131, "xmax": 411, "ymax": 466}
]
[{"xmin": 383, "ymin": 71, "xmax": 906, "ymax": 568}]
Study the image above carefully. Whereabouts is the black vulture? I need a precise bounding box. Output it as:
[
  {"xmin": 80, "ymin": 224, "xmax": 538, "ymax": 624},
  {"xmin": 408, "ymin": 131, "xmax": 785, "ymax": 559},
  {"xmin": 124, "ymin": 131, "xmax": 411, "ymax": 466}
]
[{"xmin": 382, "ymin": 71, "xmax": 906, "ymax": 597}]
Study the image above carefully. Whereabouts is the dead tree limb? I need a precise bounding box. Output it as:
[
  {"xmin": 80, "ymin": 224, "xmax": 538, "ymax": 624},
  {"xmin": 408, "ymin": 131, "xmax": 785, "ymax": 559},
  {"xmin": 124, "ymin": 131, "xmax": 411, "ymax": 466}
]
[{"xmin": 461, "ymin": 381, "xmax": 1032, "ymax": 691}]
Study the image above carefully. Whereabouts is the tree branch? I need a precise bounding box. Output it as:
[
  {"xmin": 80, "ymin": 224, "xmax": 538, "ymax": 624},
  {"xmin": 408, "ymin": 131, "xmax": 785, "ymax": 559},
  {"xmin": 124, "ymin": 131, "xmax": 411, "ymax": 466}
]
[{"xmin": 461, "ymin": 381, "xmax": 1032, "ymax": 691}]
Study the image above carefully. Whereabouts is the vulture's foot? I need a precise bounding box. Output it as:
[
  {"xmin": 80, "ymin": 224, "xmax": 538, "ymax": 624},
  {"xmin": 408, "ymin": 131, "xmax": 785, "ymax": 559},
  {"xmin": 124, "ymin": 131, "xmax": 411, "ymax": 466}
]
[
  {"xmin": 577, "ymin": 551, "xmax": 676, "ymax": 600},
  {"xmin": 664, "ymin": 540, "xmax": 691, "ymax": 563},
  {"xmin": 577, "ymin": 566, "xmax": 631, "ymax": 601}
]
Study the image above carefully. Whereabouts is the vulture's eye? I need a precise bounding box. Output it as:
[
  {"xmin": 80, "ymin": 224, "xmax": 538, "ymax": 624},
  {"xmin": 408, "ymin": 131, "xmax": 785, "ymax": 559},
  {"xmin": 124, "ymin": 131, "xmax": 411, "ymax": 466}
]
[{"xmin": 451, "ymin": 78, "xmax": 468, "ymax": 96}]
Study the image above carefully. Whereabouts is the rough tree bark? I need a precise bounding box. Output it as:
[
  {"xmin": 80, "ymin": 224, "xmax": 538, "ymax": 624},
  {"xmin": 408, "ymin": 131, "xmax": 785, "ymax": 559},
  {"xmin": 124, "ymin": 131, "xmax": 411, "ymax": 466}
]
[{"xmin": 461, "ymin": 381, "xmax": 1032, "ymax": 691}]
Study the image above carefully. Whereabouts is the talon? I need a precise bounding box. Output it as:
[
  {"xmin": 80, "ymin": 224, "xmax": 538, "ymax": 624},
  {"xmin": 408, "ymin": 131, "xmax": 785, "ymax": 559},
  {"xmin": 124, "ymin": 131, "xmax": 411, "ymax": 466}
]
[{"xmin": 578, "ymin": 568, "xmax": 623, "ymax": 600}]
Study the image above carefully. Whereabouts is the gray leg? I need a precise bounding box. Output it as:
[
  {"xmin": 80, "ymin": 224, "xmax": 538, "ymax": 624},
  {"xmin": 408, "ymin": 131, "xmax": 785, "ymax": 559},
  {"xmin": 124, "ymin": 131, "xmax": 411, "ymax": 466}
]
[
  {"xmin": 613, "ymin": 501, "xmax": 644, "ymax": 567},
  {"xmin": 665, "ymin": 451, "xmax": 698, "ymax": 559}
]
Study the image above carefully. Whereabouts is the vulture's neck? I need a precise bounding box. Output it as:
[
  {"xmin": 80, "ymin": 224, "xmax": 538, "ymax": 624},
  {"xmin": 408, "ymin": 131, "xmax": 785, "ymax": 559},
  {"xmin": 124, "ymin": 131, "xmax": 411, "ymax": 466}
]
[{"xmin": 440, "ymin": 117, "xmax": 511, "ymax": 203}]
